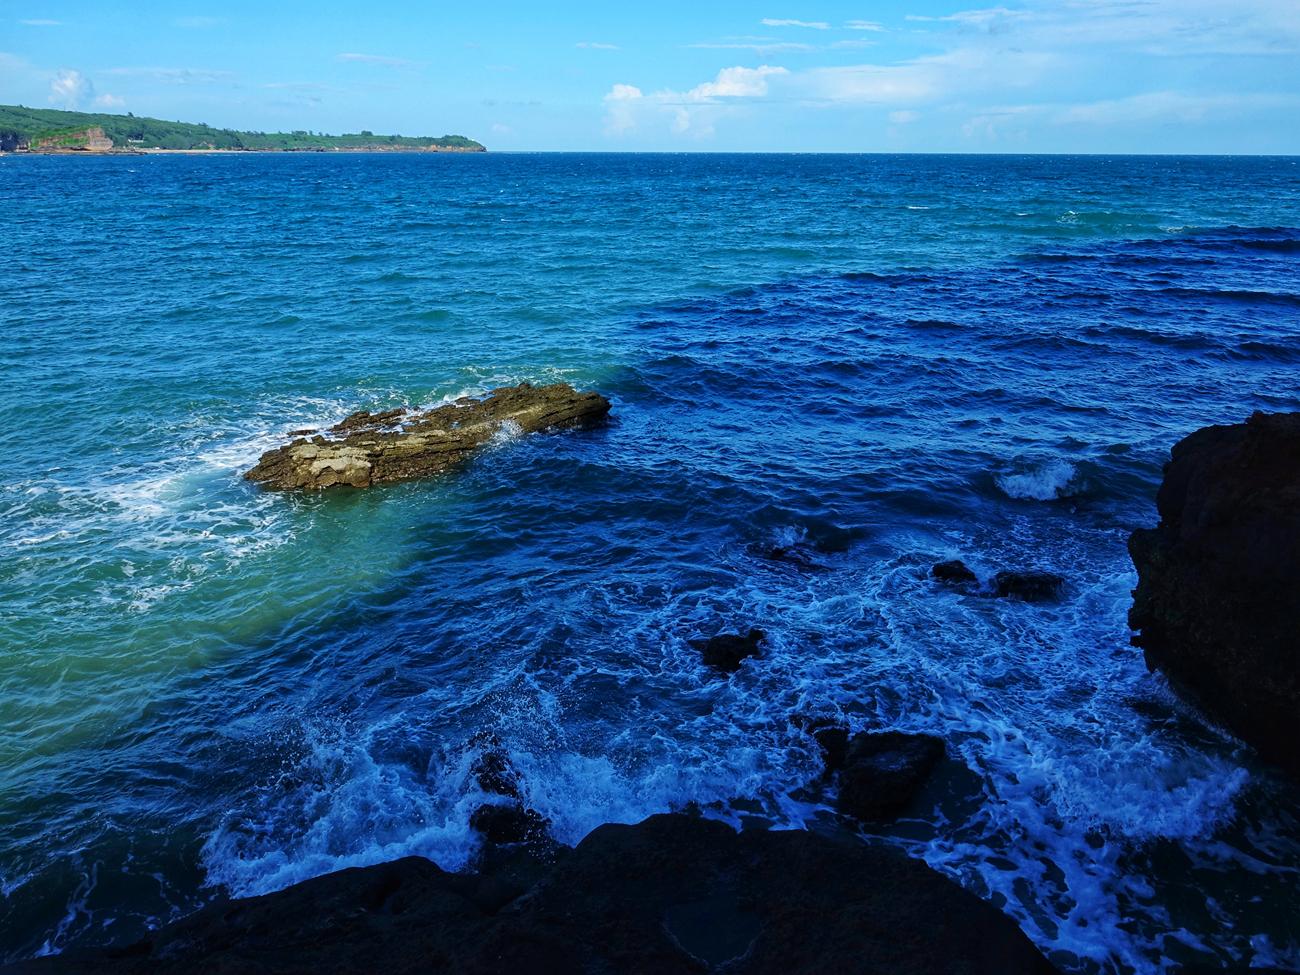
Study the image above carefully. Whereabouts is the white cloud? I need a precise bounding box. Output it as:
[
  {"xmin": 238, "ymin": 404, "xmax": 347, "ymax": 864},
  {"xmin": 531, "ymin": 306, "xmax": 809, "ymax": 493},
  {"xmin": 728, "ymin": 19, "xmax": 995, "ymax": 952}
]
[
  {"xmin": 950, "ymin": 90, "xmax": 1300, "ymax": 143},
  {"xmin": 603, "ymin": 65, "xmax": 789, "ymax": 137},
  {"xmin": 961, "ymin": 105, "xmax": 1033, "ymax": 140},
  {"xmin": 1058, "ymin": 90, "xmax": 1299, "ymax": 124},
  {"xmin": 689, "ymin": 39, "xmax": 816, "ymax": 55},
  {"xmin": 761, "ymin": 18, "xmax": 830, "ymax": 29},
  {"xmin": 796, "ymin": 63, "xmax": 935, "ymax": 103},
  {"xmin": 264, "ymin": 81, "xmax": 339, "ymax": 91},
  {"xmin": 490, "ymin": 122, "xmax": 512, "ymax": 134},
  {"xmin": 689, "ymin": 64, "xmax": 788, "ymax": 99},
  {"xmin": 20, "ymin": 19, "xmax": 62, "ymax": 26},
  {"xmin": 49, "ymin": 68, "xmax": 92, "ymax": 107},
  {"xmin": 576, "ymin": 42, "xmax": 620, "ymax": 50},
  {"xmin": 604, "ymin": 0, "xmax": 1300, "ymax": 145},
  {"xmin": 336, "ymin": 52, "xmax": 415, "ymax": 67},
  {"xmin": 93, "ymin": 93, "xmax": 125, "ymax": 108},
  {"xmin": 908, "ymin": 0, "xmax": 1300, "ymax": 55},
  {"xmin": 104, "ymin": 66, "xmax": 233, "ymax": 84},
  {"xmin": 602, "ymin": 83, "xmax": 644, "ymax": 134}
]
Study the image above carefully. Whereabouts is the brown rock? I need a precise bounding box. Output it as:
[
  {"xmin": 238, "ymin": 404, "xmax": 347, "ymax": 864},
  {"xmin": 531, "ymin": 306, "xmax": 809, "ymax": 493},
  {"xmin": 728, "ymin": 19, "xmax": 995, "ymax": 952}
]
[{"xmin": 245, "ymin": 382, "xmax": 610, "ymax": 491}]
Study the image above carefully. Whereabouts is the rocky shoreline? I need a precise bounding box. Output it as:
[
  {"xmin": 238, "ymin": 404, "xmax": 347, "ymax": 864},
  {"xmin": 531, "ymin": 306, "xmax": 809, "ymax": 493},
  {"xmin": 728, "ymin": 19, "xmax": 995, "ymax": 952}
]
[{"xmin": 8, "ymin": 813, "xmax": 1058, "ymax": 975}]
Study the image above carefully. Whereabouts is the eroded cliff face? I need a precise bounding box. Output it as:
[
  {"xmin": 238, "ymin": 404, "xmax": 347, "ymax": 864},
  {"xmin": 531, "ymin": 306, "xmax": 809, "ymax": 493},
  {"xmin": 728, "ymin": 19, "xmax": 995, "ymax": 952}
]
[
  {"xmin": 1129, "ymin": 411, "xmax": 1300, "ymax": 776},
  {"xmin": 245, "ymin": 382, "xmax": 611, "ymax": 490}
]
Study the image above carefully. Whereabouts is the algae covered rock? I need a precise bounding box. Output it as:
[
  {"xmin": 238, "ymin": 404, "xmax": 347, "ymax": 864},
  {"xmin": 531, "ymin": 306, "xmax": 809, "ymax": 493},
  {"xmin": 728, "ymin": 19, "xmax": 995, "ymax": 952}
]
[{"xmin": 245, "ymin": 382, "xmax": 610, "ymax": 490}]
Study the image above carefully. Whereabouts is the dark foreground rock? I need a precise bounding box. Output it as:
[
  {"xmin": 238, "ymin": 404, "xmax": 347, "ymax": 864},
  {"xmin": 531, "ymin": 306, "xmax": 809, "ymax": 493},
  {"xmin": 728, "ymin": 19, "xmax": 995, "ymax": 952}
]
[
  {"xmin": 10, "ymin": 814, "xmax": 1058, "ymax": 975},
  {"xmin": 690, "ymin": 628, "xmax": 765, "ymax": 673},
  {"xmin": 837, "ymin": 732, "xmax": 947, "ymax": 822},
  {"xmin": 469, "ymin": 802, "xmax": 550, "ymax": 846},
  {"xmin": 245, "ymin": 382, "xmax": 610, "ymax": 490},
  {"xmin": 1129, "ymin": 411, "xmax": 1300, "ymax": 777}
]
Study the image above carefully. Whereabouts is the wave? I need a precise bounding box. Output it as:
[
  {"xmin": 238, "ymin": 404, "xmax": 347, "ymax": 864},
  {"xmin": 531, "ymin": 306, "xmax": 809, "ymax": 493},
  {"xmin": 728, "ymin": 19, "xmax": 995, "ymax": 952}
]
[{"xmin": 994, "ymin": 459, "xmax": 1081, "ymax": 501}]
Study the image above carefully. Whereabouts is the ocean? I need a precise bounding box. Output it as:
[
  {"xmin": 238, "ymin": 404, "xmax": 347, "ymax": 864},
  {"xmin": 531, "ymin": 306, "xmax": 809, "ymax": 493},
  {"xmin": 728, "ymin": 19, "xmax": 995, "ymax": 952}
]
[{"xmin": 2, "ymin": 152, "xmax": 1299, "ymax": 973}]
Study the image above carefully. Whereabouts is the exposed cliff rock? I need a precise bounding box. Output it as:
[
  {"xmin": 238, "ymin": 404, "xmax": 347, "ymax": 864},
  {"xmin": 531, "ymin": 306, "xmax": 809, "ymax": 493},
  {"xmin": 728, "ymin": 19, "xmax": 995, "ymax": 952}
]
[
  {"xmin": 1129, "ymin": 411, "xmax": 1300, "ymax": 777},
  {"xmin": 9, "ymin": 814, "xmax": 1058, "ymax": 975},
  {"xmin": 245, "ymin": 382, "xmax": 610, "ymax": 490}
]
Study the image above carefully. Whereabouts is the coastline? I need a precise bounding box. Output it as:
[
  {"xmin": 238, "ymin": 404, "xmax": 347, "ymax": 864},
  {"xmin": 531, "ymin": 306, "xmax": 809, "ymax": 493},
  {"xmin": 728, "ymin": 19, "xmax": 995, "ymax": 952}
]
[{"xmin": 2, "ymin": 145, "xmax": 486, "ymax": 156}]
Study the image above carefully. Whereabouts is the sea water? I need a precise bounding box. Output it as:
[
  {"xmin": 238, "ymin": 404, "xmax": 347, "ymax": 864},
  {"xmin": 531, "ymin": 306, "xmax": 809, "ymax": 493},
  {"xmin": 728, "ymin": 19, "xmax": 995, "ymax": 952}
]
[{"xmin": 2, "ymin": 152, "xmax": 1299, "ymax": 972}]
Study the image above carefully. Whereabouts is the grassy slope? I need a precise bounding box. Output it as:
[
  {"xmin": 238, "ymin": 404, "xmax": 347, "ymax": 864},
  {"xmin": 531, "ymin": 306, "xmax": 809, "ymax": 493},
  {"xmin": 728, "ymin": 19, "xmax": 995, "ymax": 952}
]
[{"xmin": 0, "ymin": 104, "xmax": 484, "ymax": 150}]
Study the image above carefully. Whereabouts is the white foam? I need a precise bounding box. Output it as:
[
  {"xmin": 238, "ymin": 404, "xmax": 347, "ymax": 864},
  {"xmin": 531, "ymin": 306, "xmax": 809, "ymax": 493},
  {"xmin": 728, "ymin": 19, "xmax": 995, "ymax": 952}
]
[
  {"xmin": 488, "ymin": 418, "xmax": 525, "ymax": 446},
  {"xmin": 995, "ymin": 458, "xmax": 1078, "ymax": 501}
]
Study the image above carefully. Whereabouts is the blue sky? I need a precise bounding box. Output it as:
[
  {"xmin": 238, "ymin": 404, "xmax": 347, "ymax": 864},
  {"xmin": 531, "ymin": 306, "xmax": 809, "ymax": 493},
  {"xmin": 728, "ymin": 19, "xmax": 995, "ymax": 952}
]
[{"xmin": 3, "ymin": 0, "xmax": 1299, "ymax": 151}]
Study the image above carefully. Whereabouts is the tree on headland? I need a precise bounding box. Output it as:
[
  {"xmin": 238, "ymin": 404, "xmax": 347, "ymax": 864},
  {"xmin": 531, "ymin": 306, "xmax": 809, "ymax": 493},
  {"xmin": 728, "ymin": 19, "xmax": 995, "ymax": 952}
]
[{"xmin": 0, "ymin": 104, "xmax": 484, "ymax": 151}]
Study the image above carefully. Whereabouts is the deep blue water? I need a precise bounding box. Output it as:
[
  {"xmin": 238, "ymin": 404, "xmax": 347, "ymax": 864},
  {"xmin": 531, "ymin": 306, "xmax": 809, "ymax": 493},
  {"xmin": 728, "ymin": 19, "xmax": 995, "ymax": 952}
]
[{"xmin": 2, "ymin": 153, "xmax": 1300, "ymax": 973}]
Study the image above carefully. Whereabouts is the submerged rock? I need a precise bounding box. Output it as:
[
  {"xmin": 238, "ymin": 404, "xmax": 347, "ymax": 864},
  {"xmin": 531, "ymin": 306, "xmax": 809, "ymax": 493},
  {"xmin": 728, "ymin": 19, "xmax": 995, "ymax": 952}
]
[
  {"xmin": 930, "ymin": 560, "xmax": 1064, "ymax": 601},
  {"xmin": 690, "ymin": 628, "xmax": 765, "ymax": 673},
  {"xmin": 17, "ymin": 814, "xmax": 1058, "ymax": 974},
  {"xmin": 1129, "ymin": 411, "xmax": 1300, "ymax": 777},
  {"xmin": 837, "ymin": 731, "xmax": 946, "ymax": 823},
  {"xmin": 993, "ymin": 570, "xmax": 1064, "ymax": 602},
  {"xmin": 756, "ymin": 542, "xmax": 827, "ymax": 570},
  {"xmin": 931, "ymin": 559, "xmax": 978, "ymax": 585},
  {"xmin": 245, "ymin": 382, "xmax": 610, "ymax": 490}
]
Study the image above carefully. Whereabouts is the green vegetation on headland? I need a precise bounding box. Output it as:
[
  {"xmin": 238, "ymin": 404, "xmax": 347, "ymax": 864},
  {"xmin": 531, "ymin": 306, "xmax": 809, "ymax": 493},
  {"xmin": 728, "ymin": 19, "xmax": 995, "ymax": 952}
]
[{"xmin": 0, "ymin": 104, "xmax": 485, "ymax": 152}]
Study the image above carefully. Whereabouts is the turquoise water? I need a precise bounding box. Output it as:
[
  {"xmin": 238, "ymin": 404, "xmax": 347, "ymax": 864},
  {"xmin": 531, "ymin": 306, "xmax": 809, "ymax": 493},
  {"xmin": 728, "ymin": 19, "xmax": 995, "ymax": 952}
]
[{"xmin": 3, "ymin": 153, "xmax": 1300, "ymax": 972}]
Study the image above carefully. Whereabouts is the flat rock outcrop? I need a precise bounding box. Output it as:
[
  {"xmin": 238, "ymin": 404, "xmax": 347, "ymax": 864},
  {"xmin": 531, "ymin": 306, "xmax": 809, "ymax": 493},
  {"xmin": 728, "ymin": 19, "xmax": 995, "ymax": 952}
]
[
  {"xmin": 245, "ymin": 382, "xmax": 610, "ymax": 490},
  {"xmin": 1129, "ymin": 411, "xmax": 1300, "ymax": 777},
  {"xmin": 10, "ymin": 814, "xmax": 1058, "ymax": 975}
]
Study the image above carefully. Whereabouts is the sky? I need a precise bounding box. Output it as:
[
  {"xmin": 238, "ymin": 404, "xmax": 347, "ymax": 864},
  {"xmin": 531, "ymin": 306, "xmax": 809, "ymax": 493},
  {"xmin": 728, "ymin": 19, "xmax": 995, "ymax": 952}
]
[{"xmin": 3, "ymin": 0, "xmax": 1299, "ymax": 152}]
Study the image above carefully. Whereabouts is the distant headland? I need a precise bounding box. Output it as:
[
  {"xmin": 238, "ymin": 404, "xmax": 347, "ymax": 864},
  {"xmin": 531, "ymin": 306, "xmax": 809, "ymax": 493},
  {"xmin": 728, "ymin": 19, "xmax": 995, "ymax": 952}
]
[{"xmin": 0, "ymin": 104, "xmax": 485, "ymax": 154}]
